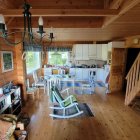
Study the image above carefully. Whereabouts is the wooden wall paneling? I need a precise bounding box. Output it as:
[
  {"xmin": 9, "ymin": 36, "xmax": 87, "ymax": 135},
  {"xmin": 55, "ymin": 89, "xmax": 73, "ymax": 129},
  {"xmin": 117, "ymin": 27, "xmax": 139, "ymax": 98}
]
[
  {"xmin": 109, "ymin": 48, "xmax": 127, "ymax": 92},
  {"xmin": 0, "ymin": 38, "xmax": 17, "ymax": 87},
  {"xmin": 14, "ymin": 35, "xmax": 27, "ymax": 102}
]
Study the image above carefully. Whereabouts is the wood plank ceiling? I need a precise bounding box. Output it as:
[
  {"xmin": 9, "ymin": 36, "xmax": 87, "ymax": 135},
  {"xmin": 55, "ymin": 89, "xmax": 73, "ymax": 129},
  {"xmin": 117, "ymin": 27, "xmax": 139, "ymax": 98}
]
[{"xmin": 0, "ymin": 0, "xmax": 140, "ymax": 42}]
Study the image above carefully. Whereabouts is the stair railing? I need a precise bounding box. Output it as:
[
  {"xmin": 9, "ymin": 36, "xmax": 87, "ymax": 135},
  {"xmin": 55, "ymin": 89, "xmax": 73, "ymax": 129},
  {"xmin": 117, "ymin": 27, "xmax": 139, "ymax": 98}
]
[{"xmin": 125, "ymin": 52, "xmax": 140, "ymax": 105}]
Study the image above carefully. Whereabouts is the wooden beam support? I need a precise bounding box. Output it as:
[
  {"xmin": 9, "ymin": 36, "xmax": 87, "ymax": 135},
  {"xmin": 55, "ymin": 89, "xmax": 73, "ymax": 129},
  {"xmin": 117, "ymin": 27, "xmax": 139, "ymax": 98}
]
[
  {"xmin": 102, "ymin": 0, "xmax": 140, "ymax": 28},
  {"xmin": 1, "ymin": 9, "xmax": 119, "ymax": 17}
]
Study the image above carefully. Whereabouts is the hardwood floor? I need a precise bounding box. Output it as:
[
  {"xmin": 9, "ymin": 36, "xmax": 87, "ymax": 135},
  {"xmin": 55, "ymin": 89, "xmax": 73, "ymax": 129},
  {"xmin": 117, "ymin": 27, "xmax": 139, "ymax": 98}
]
[{"xmin": 23, "ymin": 88, "xmax": 140, "ymax": 140}]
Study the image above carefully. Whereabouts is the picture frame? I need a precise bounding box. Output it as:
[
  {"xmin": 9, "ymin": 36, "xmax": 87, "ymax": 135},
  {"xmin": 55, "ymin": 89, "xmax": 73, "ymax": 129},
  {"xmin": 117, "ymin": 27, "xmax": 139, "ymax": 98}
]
[{"xmin": 1, "ymin": 51, "xmax": 14, "ymax": 72}]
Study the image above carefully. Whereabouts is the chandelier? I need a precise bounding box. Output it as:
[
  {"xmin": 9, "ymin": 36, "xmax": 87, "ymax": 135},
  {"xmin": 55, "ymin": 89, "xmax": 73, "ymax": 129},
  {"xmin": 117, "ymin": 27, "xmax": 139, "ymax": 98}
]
[{"xmin": 0, "ymin": 0, "xmax": 54, "ymax": 46}]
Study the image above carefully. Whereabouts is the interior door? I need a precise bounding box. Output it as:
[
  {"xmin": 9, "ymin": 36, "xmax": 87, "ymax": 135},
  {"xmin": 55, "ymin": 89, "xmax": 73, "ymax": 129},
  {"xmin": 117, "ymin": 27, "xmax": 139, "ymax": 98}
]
[{"xmin": 109, "ymin": 48, "xmax": 127, "ymax": 92}]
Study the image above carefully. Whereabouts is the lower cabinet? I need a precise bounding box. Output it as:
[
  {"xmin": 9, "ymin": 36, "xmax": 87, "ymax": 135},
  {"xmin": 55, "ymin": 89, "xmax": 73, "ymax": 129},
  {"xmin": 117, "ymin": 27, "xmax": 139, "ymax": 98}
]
[
  {"xmin": 75, "ymin": 68, "xmax": 83, "ymax": 80},
  {"xmin": 96, "ymin": 68, "xmax": 109, "ymax": 83},
  {"xmin": 82, "ymin": 69, "xmax": 89, "ymax": 80},
  {"xmin": 69, "ymin": 68, "xmax": 96, "ymax": 81}
]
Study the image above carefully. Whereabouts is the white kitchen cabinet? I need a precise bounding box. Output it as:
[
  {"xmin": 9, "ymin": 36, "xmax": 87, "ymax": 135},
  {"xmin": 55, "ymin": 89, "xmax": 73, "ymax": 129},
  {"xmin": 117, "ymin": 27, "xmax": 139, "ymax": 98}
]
[
  {"xmin": 88, "ymin": 44, "xmax": 96, "ymax": 59},
  {"xmin": 75, "ymin": 68, "xmax": 83, "ymax": 80},
  {"xmin": 82, "ymin": 44, "xmax": 89, "ymax": 60},
  {"xmin": 96, "ymin": 68, "xmax": 105, "ymax": 82},
  {"xmin": 96, "ymin": 44, "xmax": 102, "ymax": 60},
  {"xmin": 102, "ymin": 44, "xmax": 108, "ymax": 61},
  {"xmin": 69, "ymin": 68, "xmax": 76, "ymax": 77},
  {"xmin": 82, "ymin": 68, "xmax": 89, "ymax": 80},
  {"xmin": 74, "ymin": 44, "xmax": 89, "ymax": 60},
  {"xmin": 75, "ymin": 44, "xmax": 83, "ymax": 60}
]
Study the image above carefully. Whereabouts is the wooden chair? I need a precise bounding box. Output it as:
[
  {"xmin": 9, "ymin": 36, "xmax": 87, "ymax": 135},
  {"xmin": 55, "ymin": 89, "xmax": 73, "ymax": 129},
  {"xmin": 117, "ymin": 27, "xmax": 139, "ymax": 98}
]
[
  {"xmin": 33, "ymin": 70, "xmax": 47, "ymax": 94},
  {"xmin": 47, "ymin": 77, "xmax": 61, "ymax": 96},
  {"xmin": 58, "ymin": 69, "xmax": 65, "ymax": 75},
  {"xmin": 81, "ymin": 70, "xmax": 96, "ymax": 94},
  {"xmin": 26, "ymin": 79, "xmax": 39, "ymax": 101}
]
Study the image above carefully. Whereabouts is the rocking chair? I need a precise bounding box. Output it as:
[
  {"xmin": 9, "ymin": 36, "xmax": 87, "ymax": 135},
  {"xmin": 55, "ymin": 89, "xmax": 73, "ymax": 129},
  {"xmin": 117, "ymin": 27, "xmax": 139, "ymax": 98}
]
[{"xmin": 49, "ymin": 86, "xmax": 83, "ymax": 119}]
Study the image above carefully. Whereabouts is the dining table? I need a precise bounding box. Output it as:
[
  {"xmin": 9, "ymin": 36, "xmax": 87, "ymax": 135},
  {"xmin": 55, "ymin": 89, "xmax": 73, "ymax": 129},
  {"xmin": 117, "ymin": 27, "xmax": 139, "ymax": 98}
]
[{"xmin": 46, "ymin": 74, "xmax": 88, "ymax": 95}]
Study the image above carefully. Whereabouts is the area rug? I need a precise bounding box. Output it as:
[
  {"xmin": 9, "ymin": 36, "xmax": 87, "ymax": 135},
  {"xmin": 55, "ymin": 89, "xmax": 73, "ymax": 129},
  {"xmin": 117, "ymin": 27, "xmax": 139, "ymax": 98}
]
[{"xmin": 53, "ymin": 103, "xmax": 94, "ymax": 119}]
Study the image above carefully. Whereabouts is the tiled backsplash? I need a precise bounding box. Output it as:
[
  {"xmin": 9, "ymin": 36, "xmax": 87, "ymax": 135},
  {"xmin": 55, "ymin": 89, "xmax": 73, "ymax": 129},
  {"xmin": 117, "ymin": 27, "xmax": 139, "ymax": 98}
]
[{"xmin": 73, "ymin": 59, "xmax": 106, "ymax": 66}]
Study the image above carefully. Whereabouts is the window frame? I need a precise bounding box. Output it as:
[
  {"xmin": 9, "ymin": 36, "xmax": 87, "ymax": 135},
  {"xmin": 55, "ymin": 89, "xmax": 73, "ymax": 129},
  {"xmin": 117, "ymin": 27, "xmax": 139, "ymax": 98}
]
[{"xmin": 25, "ymin": 52, "xmax": 41, "ymax": 74}]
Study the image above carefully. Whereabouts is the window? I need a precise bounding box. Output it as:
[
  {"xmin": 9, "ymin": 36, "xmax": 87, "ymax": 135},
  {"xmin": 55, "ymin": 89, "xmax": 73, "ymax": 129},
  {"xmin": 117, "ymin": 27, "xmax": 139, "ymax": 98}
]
[
  {"xmin": 26, "ymin": 52, "xmax": 41, "ymax": 74},
  {"xmin": 48, "ymin": 52, "xmax": 69, "ymax": 66}
]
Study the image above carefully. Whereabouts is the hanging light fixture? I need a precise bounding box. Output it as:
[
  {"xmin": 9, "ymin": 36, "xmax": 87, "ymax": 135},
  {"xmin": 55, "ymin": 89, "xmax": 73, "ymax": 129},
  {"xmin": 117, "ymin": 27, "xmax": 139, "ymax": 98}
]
[{"xmin": 0, "ymin": 0, "xmax": 54, "ymax": 46}]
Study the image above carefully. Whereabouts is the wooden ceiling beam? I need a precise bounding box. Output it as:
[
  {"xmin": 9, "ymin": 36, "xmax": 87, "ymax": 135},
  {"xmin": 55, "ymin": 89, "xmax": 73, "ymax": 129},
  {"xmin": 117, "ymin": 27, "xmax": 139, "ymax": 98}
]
[
  {"xmin": 104, "ymin": 0, "xmax": 111, "ymax": 9},
  {"xmin": 0, "ymin": 9, "xmax": 119, "ymax": 17},
  {"xmin": 102, "ymin": 0, "xmax": 140, "ymax": 28},
  {"xmin": 110, "ymin": 0, "xmax": 124, "ymax": 9},
  {"xmin": 8, "ymin": 18, "xmax": 103, "ymax": 28}
]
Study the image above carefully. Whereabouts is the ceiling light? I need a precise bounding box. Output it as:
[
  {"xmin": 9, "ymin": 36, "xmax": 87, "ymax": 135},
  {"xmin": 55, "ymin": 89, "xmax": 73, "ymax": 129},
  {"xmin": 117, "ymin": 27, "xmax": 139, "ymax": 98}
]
[{"xmin": 0, "ymin": 1, "xmax": 54, "ymax": 46}]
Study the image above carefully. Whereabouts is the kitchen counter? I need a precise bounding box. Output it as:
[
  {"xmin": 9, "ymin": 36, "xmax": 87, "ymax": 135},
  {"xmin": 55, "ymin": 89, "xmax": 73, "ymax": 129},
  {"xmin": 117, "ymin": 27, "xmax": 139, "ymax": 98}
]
[{"xmin": 69, "ymin": 67, "xmax": 110, "ymax": 83}]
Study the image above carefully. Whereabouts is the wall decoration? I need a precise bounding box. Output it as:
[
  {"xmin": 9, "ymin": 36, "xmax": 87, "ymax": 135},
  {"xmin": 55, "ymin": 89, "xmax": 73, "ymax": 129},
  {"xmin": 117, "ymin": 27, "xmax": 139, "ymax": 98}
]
[{"xmin": 1, "ymin": 51, "xmax": 14, "ymax": 72}]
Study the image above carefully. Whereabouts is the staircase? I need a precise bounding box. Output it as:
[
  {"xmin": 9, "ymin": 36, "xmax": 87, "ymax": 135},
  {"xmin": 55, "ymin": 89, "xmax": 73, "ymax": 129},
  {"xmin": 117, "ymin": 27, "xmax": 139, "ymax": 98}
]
[{"xmin": 125, "ymin": 52, "xmax": 140, "ymax": 105}]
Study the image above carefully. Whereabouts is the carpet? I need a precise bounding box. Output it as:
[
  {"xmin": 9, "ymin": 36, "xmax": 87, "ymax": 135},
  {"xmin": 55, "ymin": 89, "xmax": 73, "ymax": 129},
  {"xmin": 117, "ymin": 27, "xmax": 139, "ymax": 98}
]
[{"xmin": 53, "ymin": 103, "xmax": 94, "ymax": 119}]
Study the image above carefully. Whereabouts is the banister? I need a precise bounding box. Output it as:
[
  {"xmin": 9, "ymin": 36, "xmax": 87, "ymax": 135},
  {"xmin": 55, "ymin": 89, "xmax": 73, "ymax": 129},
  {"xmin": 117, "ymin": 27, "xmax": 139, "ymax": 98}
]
[{"xmin": 126, "ymin": 52, "xmax": 140, "ymax": 79}]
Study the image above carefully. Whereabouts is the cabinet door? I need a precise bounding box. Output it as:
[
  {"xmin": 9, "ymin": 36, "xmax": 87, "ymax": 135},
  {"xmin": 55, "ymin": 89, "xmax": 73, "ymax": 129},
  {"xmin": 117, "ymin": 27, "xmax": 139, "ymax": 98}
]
[
  {"xmin": 69, "ymin": 68, "xmax": 76, "ymax": 77},
  {"xmin": 96, "ymin": 44, "xmax": 102, "ymax": 60},
  {"xmin": 75, "ymin": 68, "xmax": 83, "ymax": 80},
  {"xmin": 75, "ymin": 44, "xmax": 83, "ymax": 60},
  {"xmin": 102, "ymin": 44, "xmax": 108, "ymax": 61},
  {"xmin": 82, "ymin": 69, "xmax": 89, "ymax": 80},
  {"xmin": 88, "ymin": 44, "xmax": 96, "ymax": 59},
  {"xmin": 96, "ymin": 68, "xmax": 105, "ymax": 82},
  {"xmin": 82, "ymin": 44, "xmax": 89, "ymax": 60}
]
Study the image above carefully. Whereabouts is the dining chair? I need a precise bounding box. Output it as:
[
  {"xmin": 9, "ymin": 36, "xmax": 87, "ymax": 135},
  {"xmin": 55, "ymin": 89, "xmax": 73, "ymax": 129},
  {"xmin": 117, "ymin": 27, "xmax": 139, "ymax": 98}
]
[
  {"xmin": 81, "ymin": 70, "xmax": 96, "ymax": 94},
  {"xmin": 47, "ymin": 77, "xmax": 61, "ymax": 96},
  {"xmin": 26, "ymin": 79, "xmax": 39, "ymax": 101},
  {"xmin": 58, "ymin": 69, "xmax": 65, "ymax": 75},
  {"xmin": 33, "ymin": 70, "xmax": 47, "ymax": 94}
]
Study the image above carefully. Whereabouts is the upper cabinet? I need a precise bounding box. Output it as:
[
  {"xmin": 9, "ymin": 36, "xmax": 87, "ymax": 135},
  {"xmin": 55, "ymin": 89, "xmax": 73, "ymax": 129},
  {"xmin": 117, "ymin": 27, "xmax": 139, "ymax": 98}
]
[
  {"xmin": 102, "ymin": 44, "xmax": 108, "ymax": 61},
  {"xmin": 82, "ymin": 44, "xmax": 89, "ymax": 60},
  {"xmin": 74, "ymin": 44, "xmax": 89, "ymax": 60},
  {"xmin": 73, "ymin": 43, "xmax": 112, "ymax": 61},
  {"xmin": 88, "ymin": 44, "xmax": 96, "ymax": 59},
  {"xmin": 75, "ymin": 44, "xmax": 83, "ymax": 60},
  {"xmin": 96, "ymin": 44, "xmax": 102, "ymax": 60}
]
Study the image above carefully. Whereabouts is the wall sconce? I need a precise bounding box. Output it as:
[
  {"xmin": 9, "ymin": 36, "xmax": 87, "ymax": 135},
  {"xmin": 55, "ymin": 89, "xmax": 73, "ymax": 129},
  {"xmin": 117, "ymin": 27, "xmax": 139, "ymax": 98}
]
[{"xmin": 133, "ymin": 38, "xmax": 139, "ymax": 44}]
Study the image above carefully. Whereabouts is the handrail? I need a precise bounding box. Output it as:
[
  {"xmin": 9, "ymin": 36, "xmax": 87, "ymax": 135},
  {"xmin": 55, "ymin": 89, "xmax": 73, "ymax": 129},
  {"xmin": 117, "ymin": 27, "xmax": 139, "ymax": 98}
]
[
  {"xmin": 125, "ymin": 52, "xmax": 140, "ymax": 105},
  {"xmin": 126, "ymin": 52, "xmax": 140, "ymax": 79}
]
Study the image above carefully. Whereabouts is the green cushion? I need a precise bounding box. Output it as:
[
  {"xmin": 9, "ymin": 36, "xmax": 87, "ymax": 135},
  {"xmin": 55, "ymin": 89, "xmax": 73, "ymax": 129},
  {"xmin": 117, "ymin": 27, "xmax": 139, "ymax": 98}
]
[
  {"xmin": 64, "ymin": 95, "xmax": 77, "ymax": 107},
  {"xmin": 50, "ymin": 86, "xmax": 77, "ymax": 107}
]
